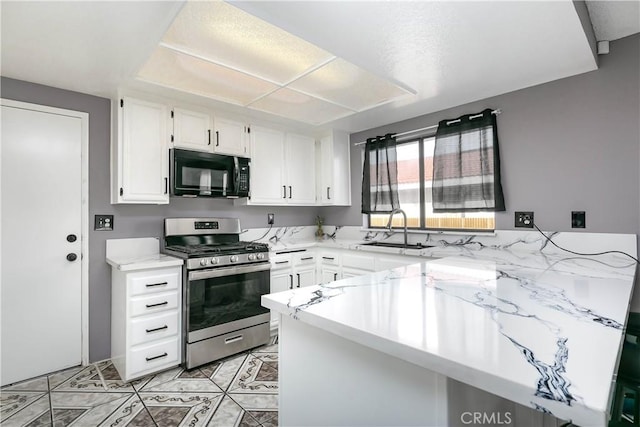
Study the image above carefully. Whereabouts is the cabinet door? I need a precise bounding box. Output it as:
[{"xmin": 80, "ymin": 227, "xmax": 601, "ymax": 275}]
[
  {"xmin": 320, "ymin": 267, "xmax": 341, "ymax": 285},
  {"xmin": 318, "ymin": 136, "xmax": 333, "ymax": 204},
  {"xmin": 120, "ymin": 97, "xmax": 169, "ymax": 204},
  {"xmin": 271, "ymin": 270, "xmax": 293, "ymax": 294},
  {"xmin": 294, "ymin": 267, "xmax": 316, "ymax": 288},
  {"xmin": 285, "ymin": 133, "xmax": 316, "ymax": 205},
  {"xmin": 250, "ymin": 126, "xmax": 286, "ymax": 204},
  {"xmin": 319, "ymin": 132, "xmax": 351, "ymax": 206},
  {"xmin": 214, "ymin": 117, "xmax": 248, "ymax": 157},
  {"xmin": 172, "ymin": 108, "xmax": 211, "ymax": 152},
  {"xmin": 270, "ymin": 270, "xmax": 292, "ymax": 328}
]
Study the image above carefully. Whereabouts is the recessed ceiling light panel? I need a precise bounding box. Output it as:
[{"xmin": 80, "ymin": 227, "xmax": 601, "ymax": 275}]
[
  {"xmin": 248, "ymin": 87, "xmax": 355, "ymax": 125},
  {"xmin": 289, "ymin": 58, "xmax": 413, "ymax": 111},
  {"xmin": 137, "ymin": 46, "xmax": 278, "ymax": 105},
  {"xmin": 161, "ymin": 0, "xmax": 334, "ymax": 85}
]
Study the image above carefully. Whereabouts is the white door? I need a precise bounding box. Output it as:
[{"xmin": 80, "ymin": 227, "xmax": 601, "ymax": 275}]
[
  {"xmin": 1, "ymin": 103, "xmax": 83, "ymax": 385},
  {"xmin": 250, "ymin": 126, "xmax": 286, "ymax": 204},
  {"xmin": 285, "ymin": 134, "xmax": 316, "ymax": 205},
  {"xmin": 214, "ymin": 116, "xmax": 247, "ymax": 157},
  {"xmin": 172, "ymin": 107, "xmax": 211, "ymax": 152}
]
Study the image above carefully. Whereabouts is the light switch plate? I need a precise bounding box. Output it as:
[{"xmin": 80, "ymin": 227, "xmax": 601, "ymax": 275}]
[{"xmin": 95, "ymin": 215, "xmax": 114, "ymax": 231}]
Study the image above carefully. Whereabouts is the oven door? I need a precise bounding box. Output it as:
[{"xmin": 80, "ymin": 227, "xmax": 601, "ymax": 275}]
[{"xmin": 186, "ymin": 262, "xmax": 270, "ymax": 343}]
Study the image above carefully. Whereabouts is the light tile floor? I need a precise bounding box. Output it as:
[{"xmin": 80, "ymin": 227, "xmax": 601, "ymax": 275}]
[{"xmin": 0, "ymin": 337, "xmax": 278, "ymax": 427}]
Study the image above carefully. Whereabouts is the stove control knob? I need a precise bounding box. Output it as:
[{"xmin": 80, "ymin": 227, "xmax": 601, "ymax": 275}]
[
  {"xmin": 257, "ymin": 253, "xmax": 265, "ymax": 260},
  {"xmin": 248, "ymin": 254, "xmax": 256, "ymax": 261},
  {"xmin": 200, "ymin": 259, "xmax": 208, "ymax": 266},
  {"xmin": 211, "ymin": 257, "xmax": 219, "ymax": 265},
  {"xmin": 230, "ymin": 255, "xmax": 239, "ymax": 263}
]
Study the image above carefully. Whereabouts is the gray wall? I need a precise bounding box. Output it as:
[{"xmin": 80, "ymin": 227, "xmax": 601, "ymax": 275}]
[
  {"xmin": 1, "ymin": 76, "xmax": 317, "ymax": 361},
  {"xmin": 323, "ymin": 34, "xmax": 640, "ymax": 238}
]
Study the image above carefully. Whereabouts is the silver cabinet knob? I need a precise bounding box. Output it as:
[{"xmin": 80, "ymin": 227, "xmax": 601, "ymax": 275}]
[
  {"xmin": 248, "ymin": 254, "xmax": 256, "ymax": 261},
  {"xmin": 211, "ymin": 257, "xmax": 219, "ymax": 264},
  {"xmin": 230, "ymin": 255, "xmax": 239, "ymax": 263},
  {"xmin": 200, "ymin": 259, "xmax": 208, "ymax": 266}
]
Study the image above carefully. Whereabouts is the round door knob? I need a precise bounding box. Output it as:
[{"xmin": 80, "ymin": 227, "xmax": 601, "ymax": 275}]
[
  {"xmin": 67, "ymin": 253, "xmax": 78, "ymax": 262},
  {"xmin": 66, "ymin": 234, "xmax": 77, "ymax": 243}
]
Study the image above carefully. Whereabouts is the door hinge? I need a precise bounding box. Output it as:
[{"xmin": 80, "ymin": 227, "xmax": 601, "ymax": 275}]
[
  {"xmin": 247, "ymin": 126, "xmax": 250, "ymax": 134},
  {"xmin": 120, "ymin": 99, "xmax": 123, "ymax": 108},
  {"xmin": 119, "ymin": 187, "xmax": 123, "ymax": 196},
  {"xmin": 171, "ymin": 110, "xmax": 174, "ymax": 119},
  {"xmin": 171, "ymin": 135, "xmax": 174, "ymax": 142}
]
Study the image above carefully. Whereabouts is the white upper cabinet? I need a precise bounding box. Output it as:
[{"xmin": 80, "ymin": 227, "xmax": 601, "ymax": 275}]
[
  {"xmin": 213, "ymin": 116, "xmax": 249, "ymax": 157},
  {"xmin": 317, "ymin": 130, "xmax": 351, "ymax": 206},
  {"xmin": 112, "ymin": 96, "xmax": 169, "ymax": 204},
  {"xmin": 248, "ymin": 126, "xmax": 286, "ymax": 204},
  {"xmin": 242, "ymin": 127, "xmax": 316, "ymax": 206},
  {"xmin": 171, "ymin": 109, "xmax": 248, "ymax": 157},
  {"xmin": 172, "ymin": 107, "xmax": 212, "ymax": 152},
  {"xmin": 285, "ymin": 133, "xmax": 316, "ymax": 205}
]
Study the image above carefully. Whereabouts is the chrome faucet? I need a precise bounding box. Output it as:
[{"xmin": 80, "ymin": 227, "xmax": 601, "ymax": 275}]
[{"xmin": 386, "ymin": 208, "xmax": 408, "ymax": 247}]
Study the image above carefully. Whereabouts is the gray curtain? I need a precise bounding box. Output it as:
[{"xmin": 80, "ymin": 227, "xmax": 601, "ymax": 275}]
[
  {"xmin": 432, "ymin": 109, "xmax": 505, "ymax": 212},
  {"xmin": 361, "ymin": 134, "xmax": 400, "ymax": 213}
]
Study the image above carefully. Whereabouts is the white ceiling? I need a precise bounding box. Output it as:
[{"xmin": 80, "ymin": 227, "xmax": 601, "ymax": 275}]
[
  {"xmin": 0, "ymin": 1, "xmax": 636, "ymax": 134},
  {"xmin": 586, "ymin": 1, "xmax": 640, "ymax": 42}
]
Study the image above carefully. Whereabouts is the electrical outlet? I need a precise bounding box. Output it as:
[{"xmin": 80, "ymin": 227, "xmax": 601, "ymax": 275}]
[
  {"xmin": 515, "ymin": 211, "xmax": 534, "ymax": 228},
  {"xmin": 267, "ymin": 213, "xmax": 275, "ymax": 225},
  {"xmin": 572, "ymin": 211, "xmax": 586, "ymax": 228},
  {"xmin": 95, "ymin": 214, "xmax": 114, "ymax": 231}
]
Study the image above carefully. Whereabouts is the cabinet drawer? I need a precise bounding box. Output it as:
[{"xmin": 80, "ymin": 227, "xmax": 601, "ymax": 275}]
[
  {"xmin": 342, "ymin": 253, "xmax": 374, "ymax": 271},
  {"xmin": 130, "ymin": 291, "xmax": 179, "ymax": 317},
  {"xmin": 294, "ymin": 252, "xmax": 315, "ymax": 266},
  {"xmin": 129, "ymin": 270, "xmax": 180, "ymax": 296},
  {"xmin": 128, "ymin": 337, "xmax": 180, "ymax": 378},
  {"xmin": 319, "ymin": 252, "xmax": 340, "ymax": 266},
  {"xmin": 271, "ymin": 253, "xmax": 292, "ymax": 270},
  {"xmin": 130, "ymin": 310, "xmax": 179, "ymax": 346}
]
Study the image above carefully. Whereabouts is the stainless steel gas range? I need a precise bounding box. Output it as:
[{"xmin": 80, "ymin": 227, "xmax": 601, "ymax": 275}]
[{"xmin": 162, "ymin": 218, "xmax": 271, "ymax": 369}]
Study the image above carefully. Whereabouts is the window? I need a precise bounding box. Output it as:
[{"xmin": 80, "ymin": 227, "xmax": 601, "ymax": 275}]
[{"xmin": 368, "ymin": 136, "xmax": 495, "ymax": 231}]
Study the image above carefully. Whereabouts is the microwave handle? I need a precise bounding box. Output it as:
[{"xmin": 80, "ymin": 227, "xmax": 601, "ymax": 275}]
[
  {"xmin": 222, "ymin": 171, "xmax": 228, "ymax": 197},
  {"xmin": 233, "ymin": 157, "xmax": 240, "ymax": 194}
]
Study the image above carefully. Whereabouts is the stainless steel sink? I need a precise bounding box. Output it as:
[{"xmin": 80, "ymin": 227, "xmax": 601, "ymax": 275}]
[{"xmin": 361, "ymin": 241, "xmax": 433, "ymax": 250}]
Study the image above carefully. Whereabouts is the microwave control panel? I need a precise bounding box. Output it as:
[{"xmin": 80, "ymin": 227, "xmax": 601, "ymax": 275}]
[{"xmin": 238, "ymin": 166, "xmax": 249, "ymax": 191}]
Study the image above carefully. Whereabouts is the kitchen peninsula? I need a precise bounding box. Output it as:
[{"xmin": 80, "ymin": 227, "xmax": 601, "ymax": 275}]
[{"xmin": 263, "ymin": 235, "xmax": 637, "ymax": 427}]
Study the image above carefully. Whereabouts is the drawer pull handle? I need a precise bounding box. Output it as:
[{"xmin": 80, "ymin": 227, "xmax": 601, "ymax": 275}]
[
  {"xmin": 224, "ymin": 335, "xmax": 244, "ymax": 344},
  {"xmin": 146, "ymin": 301, "xmax": 168, "ymax": 308},
  {"xmin": 275, "ymin": 261, "xmax": 289, "ymax": 264},
  {"xmin": 146, "ymin": 325, "xmax": 168, "ymax": 333},
  {"xmin": 146, "ymin": 352, "xmax": 168, "ymax": 362},
  {"xmin": 146, "ymin": 282, "xmax": 168, "ymax": 288},
  {"xmin": 300, "ymin": 257, "xmax": 313, "ymax": 261},
  {"xmin": 322, "ymin": 257, "xmax": 334, "ymax": 260}
]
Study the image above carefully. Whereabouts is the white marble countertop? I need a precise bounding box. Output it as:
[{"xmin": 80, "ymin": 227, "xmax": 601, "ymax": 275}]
[
  {"xmin": 263, "ymin": 251, "xmax": 637, "ymax": 426},
  {"xmin": 106, "ymin": 237, "xmax": 183, "ymax": 271}
]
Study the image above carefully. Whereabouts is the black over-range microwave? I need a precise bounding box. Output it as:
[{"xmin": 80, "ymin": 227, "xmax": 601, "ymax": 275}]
[{"xmin": 170, "ymin": 149, "xmax": 250, "ymax": 198}]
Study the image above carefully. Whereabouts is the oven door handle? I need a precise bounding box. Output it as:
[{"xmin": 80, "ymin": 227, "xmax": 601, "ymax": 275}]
[{"xmin": 188, "ymin": 262, "xmax": 271, "ymax": 281}]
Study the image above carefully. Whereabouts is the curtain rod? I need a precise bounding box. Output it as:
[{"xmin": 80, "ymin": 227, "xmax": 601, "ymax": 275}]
[{"xmin": 353, "ymin": 108, "xmax": 502, "ymax": 146}]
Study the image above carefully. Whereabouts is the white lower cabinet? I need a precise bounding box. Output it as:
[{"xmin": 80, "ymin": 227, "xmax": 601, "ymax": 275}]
[
  {"xmin": 111, "ymin": 266, "xmax": 182, "ymax": 382},
  {"xmin": 317, "ymin": 248, "xmax": 427, "ymax": 284},
  {"xmin": 269, "ymin": 250, "xmax": 316, "ymax": 329}
]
